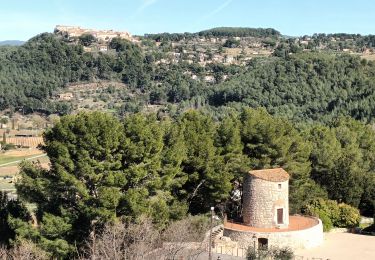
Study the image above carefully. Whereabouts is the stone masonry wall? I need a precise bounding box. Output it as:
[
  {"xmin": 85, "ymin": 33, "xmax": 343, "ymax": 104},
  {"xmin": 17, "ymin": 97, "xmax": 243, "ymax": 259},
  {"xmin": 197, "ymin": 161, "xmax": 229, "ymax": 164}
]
[
  {"xmin": 242, "ymin": 175, "xmax": 289, "ymax": 228},
  {"xmin": 224, "ymin": 219, "xmax": 323, "ymax": 250}
]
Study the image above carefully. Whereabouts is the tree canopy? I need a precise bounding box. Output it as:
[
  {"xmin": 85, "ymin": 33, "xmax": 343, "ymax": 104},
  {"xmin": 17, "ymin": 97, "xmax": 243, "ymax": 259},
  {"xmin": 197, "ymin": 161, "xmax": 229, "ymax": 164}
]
[{"xmin": 9, "ymin": 109, "xmax": 375, "ymax": 257}]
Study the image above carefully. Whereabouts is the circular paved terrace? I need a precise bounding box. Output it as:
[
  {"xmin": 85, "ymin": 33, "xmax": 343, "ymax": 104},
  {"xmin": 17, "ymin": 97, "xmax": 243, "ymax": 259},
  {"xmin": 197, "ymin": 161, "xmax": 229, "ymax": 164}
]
[{"xmin": 224, "ymin": 215, "xmax": 319, "ymax": 232}]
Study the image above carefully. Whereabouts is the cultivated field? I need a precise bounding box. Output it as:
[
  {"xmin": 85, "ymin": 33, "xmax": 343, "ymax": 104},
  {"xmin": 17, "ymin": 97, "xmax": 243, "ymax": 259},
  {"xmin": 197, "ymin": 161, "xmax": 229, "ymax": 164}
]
[
  {"xmin": 0, "ymin": 148, "xmax": 45, "ymax": 166},
  {"xmin": 0, "ymin": 148, "xmax": 49, "ymax": 197},
  {"xmin": 5, "ymin": 137, "xmax": 44, "ymax": 148}
]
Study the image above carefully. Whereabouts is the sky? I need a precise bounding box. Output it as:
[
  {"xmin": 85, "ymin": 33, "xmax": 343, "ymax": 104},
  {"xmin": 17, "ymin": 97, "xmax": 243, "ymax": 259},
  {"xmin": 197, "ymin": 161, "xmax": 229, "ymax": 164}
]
[{"xmin": 1, "ymin": 0, "xmax": 375, "ymax": 41}]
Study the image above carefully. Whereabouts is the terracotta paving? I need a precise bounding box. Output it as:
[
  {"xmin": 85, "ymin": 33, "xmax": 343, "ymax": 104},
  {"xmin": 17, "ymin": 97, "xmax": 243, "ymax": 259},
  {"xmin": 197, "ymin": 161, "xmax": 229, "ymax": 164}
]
[{"xmin": 224, "ymin": 215, "xmax": 319, "ymax": 232}]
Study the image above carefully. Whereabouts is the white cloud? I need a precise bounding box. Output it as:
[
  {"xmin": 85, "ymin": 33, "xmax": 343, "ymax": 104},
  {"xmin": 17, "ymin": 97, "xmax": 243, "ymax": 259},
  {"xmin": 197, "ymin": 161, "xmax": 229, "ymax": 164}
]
[
  {"xmin": 130, "ymin": 0, "xmax": 158, "ymax": 19},
  {"xmin": 193, "ymin": 0, "xmax": 234, "ymax": 29},
  {"xmin": 206, "ymin": 0, "xmax": 234, "ymax": 19}
]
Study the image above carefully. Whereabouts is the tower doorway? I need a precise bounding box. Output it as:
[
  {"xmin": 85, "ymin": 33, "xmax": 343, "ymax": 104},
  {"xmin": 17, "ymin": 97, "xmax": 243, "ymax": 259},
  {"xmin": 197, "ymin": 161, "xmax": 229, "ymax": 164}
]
[
  {"xmin": 277, "ymin": 208, "xmax": 283, "ymax": 224},
  {"xmin": 258, "ymin": 238, "xmax": 268, "ymax": 250}
]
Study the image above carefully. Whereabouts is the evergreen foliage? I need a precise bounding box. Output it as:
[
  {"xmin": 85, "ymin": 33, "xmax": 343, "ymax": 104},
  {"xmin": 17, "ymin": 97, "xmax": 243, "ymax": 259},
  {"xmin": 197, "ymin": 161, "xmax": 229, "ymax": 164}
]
[
  {"xmin": 209, "ymin": 53, "xmax": 375, "ymax": 122},
  {"xmin": 3, "ymin": 34, "xmax": 375, "ymax": 123},
  {"xmin": 10, "ymin": 108, "xmax": 374, "ymax": 257},
  {"xmin": 0, "ymin": 192, "xmax": 31, "ymax": 245}
]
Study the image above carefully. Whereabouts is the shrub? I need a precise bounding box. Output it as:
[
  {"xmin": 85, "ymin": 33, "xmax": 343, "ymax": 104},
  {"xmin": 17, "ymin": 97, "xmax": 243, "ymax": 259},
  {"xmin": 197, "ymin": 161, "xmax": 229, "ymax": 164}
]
[
  {"xmin": 1, "ymin": 143, "xmax": 16, "ymax": 150},
  {"xmin": 337, "ymin": 203, "xmax": 361, "ymax": 227},
  {"xmin": 78, "ymin": 34, "xmax": 96, "ymax": 46},
  {"xmin": 302, "ymin": 198, "xmax": 361, "ymax": 230},
  {"xmin": 319, "ymin": 212, "xmax": 333, "ymax": 232},
  {"xmin": 246, "ymin": 246, "xmax": 294, "ymax": 260},
  {"xmin": 223, "ymin": 38, "xmax": 240, "ymax": 48},
  {"xmin": 246, "ymin": 246, "xmax": 257, "ymax": 260},
  {"xmin": 326, "ymin": 200, "xmax": 341, "ymax": 223},
  {"xmin": 272, "ymin": 247, "xmax": 294, "ymax": 260}
]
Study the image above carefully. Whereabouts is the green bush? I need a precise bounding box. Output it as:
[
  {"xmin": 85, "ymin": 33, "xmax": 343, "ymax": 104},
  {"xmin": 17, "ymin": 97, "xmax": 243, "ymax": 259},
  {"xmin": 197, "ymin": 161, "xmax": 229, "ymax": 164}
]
[
  {"xmin": 319, "ymin": 212, "xmax": 333, "ymax": 232},
  {"xmin": 303, "ymin": 198, "xmax": 361, "ymax": 230},
  {"xmin": 272, "ymin": 247, "xmax": 294, "ymax": 260},
  {"xmin": 246, "ymin": 246, "xmax": 294, "ymax": 260},
  {"xmin": 326, "ymin": 200, "xmax": 341, "ymax": 222},
  {"xmin": 337, "ymin": 203, "xmax": 361, "ymax": 227},
  {"xmin": 246, "ymin": 246, "xmax": 257, "ymax": 260},
  {"xmin": 1, "ymin": 143, "xmax": 16, "ymax": 150}
]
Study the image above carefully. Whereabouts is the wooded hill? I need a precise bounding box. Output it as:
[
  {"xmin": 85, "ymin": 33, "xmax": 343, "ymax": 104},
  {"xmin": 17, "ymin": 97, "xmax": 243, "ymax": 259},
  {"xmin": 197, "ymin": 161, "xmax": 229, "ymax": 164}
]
[
  {"xmin": 2, "ymin": 28, "xmax": 375, "ymax": 123},
  {"xmin": 144, "ymin": 27, "xmax": 281, "ymax": 41}
]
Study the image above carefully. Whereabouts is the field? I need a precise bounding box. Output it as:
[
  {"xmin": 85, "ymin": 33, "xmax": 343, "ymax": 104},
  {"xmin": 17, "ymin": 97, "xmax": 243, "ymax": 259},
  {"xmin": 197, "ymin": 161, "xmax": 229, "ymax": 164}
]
[
  {"xmin": 0, "ymin": 149, "xmax": 45, "ymax": 167},
  {"xmin": 5, "ymin": 137, "xmax": 44, "ymax": 148},
  {"xmin": 0, "ymin": 148, "xmax": 49, "ymax": 195},
  {"xmin": 225, "ymin": 47, "xmax": 272, "ymax": 58}
]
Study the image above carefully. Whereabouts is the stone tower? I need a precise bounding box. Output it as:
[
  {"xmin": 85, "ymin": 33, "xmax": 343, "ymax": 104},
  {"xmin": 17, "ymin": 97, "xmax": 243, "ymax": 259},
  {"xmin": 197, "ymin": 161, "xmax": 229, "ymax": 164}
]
[{"xmin": 242, "ymin": 168, "xmax": 289, "ymax": 229}]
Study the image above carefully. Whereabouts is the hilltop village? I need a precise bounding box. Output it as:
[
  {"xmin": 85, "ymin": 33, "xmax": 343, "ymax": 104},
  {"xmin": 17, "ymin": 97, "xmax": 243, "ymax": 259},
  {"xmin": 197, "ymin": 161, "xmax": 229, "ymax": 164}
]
[{"xmin": 54, "ymin": 25, "xmax": 134, "ymax": 42}]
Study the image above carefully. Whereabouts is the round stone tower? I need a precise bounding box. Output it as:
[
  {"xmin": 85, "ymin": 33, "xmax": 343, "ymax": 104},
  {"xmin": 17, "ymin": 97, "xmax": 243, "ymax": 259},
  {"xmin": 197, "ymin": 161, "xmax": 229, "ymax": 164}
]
[{"xmin": 242, "ymin": 168, "xmax": 289, "ymax": 229}]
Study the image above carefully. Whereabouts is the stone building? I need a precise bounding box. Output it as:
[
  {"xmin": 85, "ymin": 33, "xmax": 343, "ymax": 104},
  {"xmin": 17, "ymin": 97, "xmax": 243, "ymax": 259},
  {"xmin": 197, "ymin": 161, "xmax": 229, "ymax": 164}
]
[
  {"xmin": 242, "ymin": 168, "xmax": 289, "ymax": 229},
  {"xmin": 54, "ymin": 25, "xmax": 133, "ymax": 43},
  {"xmin": 223, "ymin": 168, "xmax": 323, "ymax": 250}
]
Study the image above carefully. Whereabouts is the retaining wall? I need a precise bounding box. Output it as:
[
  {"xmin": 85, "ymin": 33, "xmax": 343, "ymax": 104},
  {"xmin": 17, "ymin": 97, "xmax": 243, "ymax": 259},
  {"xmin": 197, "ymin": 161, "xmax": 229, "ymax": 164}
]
[{"xmin": 224, "ymin": 219, "xmax": 323, "ymax": 250}]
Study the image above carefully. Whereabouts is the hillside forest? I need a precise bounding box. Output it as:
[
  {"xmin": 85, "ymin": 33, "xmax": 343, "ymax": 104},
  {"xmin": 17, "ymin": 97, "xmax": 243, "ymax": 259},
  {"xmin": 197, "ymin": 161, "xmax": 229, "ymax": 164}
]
[{"xmin": 0, "ymin": 27, "xmax": 375, "ymax": 258}]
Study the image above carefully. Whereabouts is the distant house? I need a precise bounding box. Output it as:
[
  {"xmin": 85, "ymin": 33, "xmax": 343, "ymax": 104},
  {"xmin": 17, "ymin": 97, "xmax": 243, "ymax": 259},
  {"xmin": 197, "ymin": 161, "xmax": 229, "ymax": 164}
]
[
  {"xmin": 212, "ymin": 54, "xmax": 224, "ymax": 63},
  {"xmin": 204, "ymin": 75, "xmax": 215, "ymax": 83},
  {"xmin": 198, "ymin": 53, "xmax": 205, "ymax": 62},
  {"xmin": 362, "ymin": 48, "xmax": 372, "ymax": 54},
  {"xmin": 99, "ymin": 45, "xmax": 108, "ymax": 52},
  {"xmin": 58, "ymin": 92, "xmax": 74, "ymax": 101},
  {"xmin": 224, "ymin": 55, "xmax": 234, "ymax": 64}
]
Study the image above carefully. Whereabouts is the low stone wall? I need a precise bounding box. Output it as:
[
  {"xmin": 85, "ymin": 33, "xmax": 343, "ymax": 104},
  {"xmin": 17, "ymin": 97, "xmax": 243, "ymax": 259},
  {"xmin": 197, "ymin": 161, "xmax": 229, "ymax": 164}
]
[{"xmin": 224, "ymin": 219, "xmax": 323, "ymax": 250}]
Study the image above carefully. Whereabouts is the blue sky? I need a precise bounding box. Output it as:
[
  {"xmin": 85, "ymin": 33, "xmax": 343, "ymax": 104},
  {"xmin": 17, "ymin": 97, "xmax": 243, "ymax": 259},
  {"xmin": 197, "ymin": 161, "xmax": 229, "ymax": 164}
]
[{"xmin": 1, "ymin": 0, "xmax": 375, "ymax": 41}]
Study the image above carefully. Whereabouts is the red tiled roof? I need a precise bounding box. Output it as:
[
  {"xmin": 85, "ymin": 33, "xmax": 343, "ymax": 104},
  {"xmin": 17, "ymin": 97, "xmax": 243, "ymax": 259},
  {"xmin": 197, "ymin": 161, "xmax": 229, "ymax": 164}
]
[{"xmin": 249, "ymin": 168, "xmax": 289, "ymax": 182}]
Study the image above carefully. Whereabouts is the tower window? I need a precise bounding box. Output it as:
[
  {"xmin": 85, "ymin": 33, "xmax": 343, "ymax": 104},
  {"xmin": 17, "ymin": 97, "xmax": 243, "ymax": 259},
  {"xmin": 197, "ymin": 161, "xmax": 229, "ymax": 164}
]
[{"xmin": 278, "ymin": 183, "xmax": 282, "ymax": 189}]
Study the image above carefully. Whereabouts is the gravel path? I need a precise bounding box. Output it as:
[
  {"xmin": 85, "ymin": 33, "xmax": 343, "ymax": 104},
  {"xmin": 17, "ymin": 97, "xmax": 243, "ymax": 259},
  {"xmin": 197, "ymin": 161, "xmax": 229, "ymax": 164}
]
[{"xmin": 295, "ymin": 232, "xmax": 375, "ymax": 260}]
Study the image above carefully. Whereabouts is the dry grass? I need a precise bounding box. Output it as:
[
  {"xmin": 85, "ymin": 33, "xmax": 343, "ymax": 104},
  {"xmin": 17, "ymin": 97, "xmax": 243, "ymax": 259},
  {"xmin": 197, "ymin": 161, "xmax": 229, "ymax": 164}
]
[
  {"xmin": 1, "ymin": 148, "xmax": 43, "ymax": 157},
  {"xmin": 361, "ymin": 54, "xmax": 375, "ymax": 61},
  {"xmin": 0, "ymin": 148, "xmax": 44, "ymax": 166},
  {"xmin": 224, "ymin": 47, "xmax": 272, "ymax": 57},
  {"xmin": 0, "ymin": 148, "xmax": 49, "ymax": 178}
]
